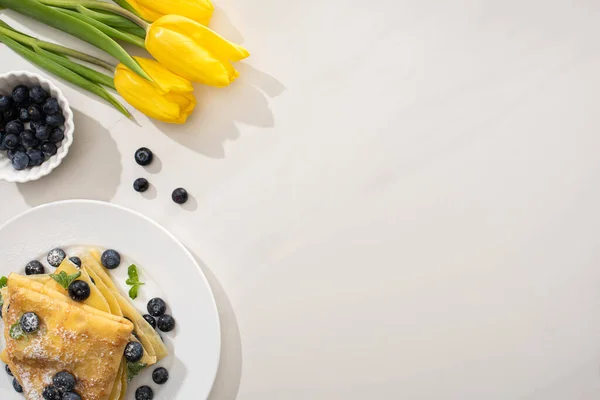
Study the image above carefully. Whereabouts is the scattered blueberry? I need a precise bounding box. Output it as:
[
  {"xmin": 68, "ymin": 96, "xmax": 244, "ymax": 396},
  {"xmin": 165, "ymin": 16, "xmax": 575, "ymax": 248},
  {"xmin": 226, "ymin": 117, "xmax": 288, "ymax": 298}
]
[
  {"xmin": 147, "ymin": 298, "xmax": 167, "ymax": 317},
  {"xmin": 2, "ymin": 133, "xmax": 19, "ymax": 150},
  {"xmin": 27, "ymin": 104, "xmax": 43, "ymax": 122},
  {"xmin": 20, "ymin": 312, "xmax": 40, "ymax": 333},
  {"xmin": 18, "ymin": 107, "xmax": 30, "ymax": 122},
  {"xmin": 25, "ymin": 260, "xmax": 45, "ymax": 275},
  {"xmin": 11, "ymin": 151, "xmax": 29, "ymax": 170},
  {"xmin": 29, "ymin": 86, "xmax": 48, "ymax": 104},
  {"xmin": 69, "ymin": 257, "xmax": 82, "ymax": 268},
  {"xmin": 49, "ymin": 127, "xmax": 64, "ymax": 144},
  {"xmin": 32, "ymin": 121, "xmax": 50, "ymax": 141},
  {"xmin": 27, "ymin": 149, "xmax": 44, "ymax": 167},
  {"xmin": 46, "ymin": 113, "xmax": 65, "ymax": 128},
  {"xmin": 41, "ymin": 141, "xmax": 58, "ymax": 157},
  {"xmin": 62, "ymin": 392, "xmax": 82, "ymax": 400},
  {"xmin": 68, "ymin": 280, "xmax": 90, "ymax": 302},
  {"xmin": 5, "ymin": 120, "xmax": 24, "ymax": 136},
  {"xmin": 5, "ymin": 364, "xmax": 12, "ymax": 376},
  {"xmin": 13, "ymin": 378, "xmax": 22, "ymax": 393},
  {"xmin": 12, "ymin": 85, "xmax": 29, "ymax": 105},
  {"xmin": 3, "ymin": 108, "xmax": 16, "ymax": 121},
  {"xmin": 42, "ymin": 384, "xmax": 62, "ymax": 400},
  {"xmin": 47, "ymin": 248, "xmax": 66, "ymax": 267},
  {"xmin": 152, "ymin": 367, "xmax": 169, "ymax": 384},
  {"xmin": 143, "ymin": 314, "xmax": 156, "ymax": 329},
  {"xmin": 101, "ymin": 249, "xmax": 121, "ymax": 269},
  {"xmin": 157, "ymin": 315, "xmax": 175, "ymax": 332},
  {"xmin": 124, "ymin": 341, "xmax": 144, "ymax": 362},
  {"xmin": 20, "ymin": 129, "xmax": 40, "ymax": 149},
  {"xmin": 135, "ymin": 385, "xmax": 154, "ymax": 400},
  {"xmin": 134, "ymin": 147, "xmax": 153, "ymax": 166},
  {"xmin": 53, "ymin": 371, "xmax": 76, "ymax": 392},
  {"xmin": 172, "ymin": 188, "xmax": 189, "ymax": 204},
  {"xmin": 42, "ymin": 98, "xmax": 60, "ymax": 115},
  {"xmin": 133, "ymin": 178, "xmax": 149, "ymax": 193},
  {"xmin": 0, "ymin": 95, "xmax": 13, "ymax": 111}
]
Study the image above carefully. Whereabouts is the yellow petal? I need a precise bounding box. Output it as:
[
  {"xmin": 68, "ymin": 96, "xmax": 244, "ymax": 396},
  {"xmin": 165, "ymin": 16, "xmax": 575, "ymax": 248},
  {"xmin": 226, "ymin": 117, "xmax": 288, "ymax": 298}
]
[
  {"xmin": 137, "ymin": 0, "xmax": 214, "ymax": 25},
  {"xmin": 125, "ymin": 0, "xmax": 163, "ymax": 21},
  {"xmin": 133, "ymin": 56, "xmax": 193, "ymax": 95}
]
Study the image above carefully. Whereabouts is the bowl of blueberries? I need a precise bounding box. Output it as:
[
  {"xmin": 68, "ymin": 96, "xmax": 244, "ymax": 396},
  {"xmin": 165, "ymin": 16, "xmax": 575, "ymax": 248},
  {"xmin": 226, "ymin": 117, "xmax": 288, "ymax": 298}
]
[{"xmin": 0, "ymin": 71, "xmax": 74, "ymax": 183}]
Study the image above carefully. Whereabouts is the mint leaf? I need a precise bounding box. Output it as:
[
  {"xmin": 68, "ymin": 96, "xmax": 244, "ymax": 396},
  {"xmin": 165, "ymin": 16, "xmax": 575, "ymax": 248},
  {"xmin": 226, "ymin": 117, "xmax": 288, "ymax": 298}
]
[
  {"xmin": 9, "ymin": 323, "xmax": 25, "ymax": 340},
  {"xmin": 0, "ymin": 276, "xmax": 7, "ymax": 289},
  {"xmin": 126, "ymin": 265, "xmax": 144, "ymax": 300},
  {"xmin": 50, "ymin": 271, "xmax": 81, "ymax": 290},
  {"xmin": 126, "ymin": 361, "xmax": 146, "ymax": 382},
  {"xmin": 128, "ymin": 285, "xmax": 140, "ymax": 300}
]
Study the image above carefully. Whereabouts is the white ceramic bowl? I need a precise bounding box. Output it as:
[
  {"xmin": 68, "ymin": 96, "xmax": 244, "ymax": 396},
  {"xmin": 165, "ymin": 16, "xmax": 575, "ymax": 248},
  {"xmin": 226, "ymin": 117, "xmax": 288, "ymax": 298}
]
[{"xmin": 0, "ymin": 71, "xmax": 74, "ymax": 183}]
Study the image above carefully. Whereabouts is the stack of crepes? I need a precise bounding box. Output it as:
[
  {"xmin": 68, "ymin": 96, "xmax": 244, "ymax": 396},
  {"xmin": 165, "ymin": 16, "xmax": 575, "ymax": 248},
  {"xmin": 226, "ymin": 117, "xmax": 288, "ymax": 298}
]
[{"xmin": 0, "ymin": 250, "xmax": 168, "ymax": 400}]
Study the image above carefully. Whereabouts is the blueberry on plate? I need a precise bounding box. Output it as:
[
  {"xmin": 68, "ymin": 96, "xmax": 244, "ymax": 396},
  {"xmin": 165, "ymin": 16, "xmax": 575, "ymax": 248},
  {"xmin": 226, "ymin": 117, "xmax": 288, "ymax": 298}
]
[
  {"xmin": 41, "ymin": 141, "xmax": 58, "ymax": 157},
  {"xmin": 30, "ymin": 86, "xmax": 48, "ymax": 104},
  {"xmin": 47, "ymin": 248, "xmax": 66, "ymax": 267},
  {"xmin": 2, "ymin": 133, "xmax": 18, "ymax": 149},
  {"xmin": 21, "ymin": 129, "xmax": 40, "ymax": 149},
  {"xmin": 12, "ymin": 85, "xmax": 29, "ymax": 105},
  {"xmin": 124, "ymin": 341, "xmax": 144, "ymax": 362},
  {"xmin": 143, "ymin": 314, "xmax": 156, "ymax": 329},
  {"xmin": 13, "ymin": 378, "xmax": 23, "ymax": 393},
  {"xmin": 5, "ymin": 364, "xmax": 13, "ymax": 376},
  {"xmin": 20, "ymin": 312, "xmax": 40, "ymax": 333},
  {"xmin": 3, "ymin": 108, "xmax": 16, "ymax": 121},
  {"xmin": 135, "ymin": 385, "xmax": 153, "ymax": 400},
  {"xmin": 49, "ymin": 127, "xmax": 65, "ymax": 144},
  {"xmin": 53, "ymin": 370, "xmax": 76, "ymax": 392},
  {"xmin": 147, "ymin": 298, "xmax": 167, "ymax": 317},
  {"xmin": 0, "ymin": 95, "xmax": 13, "ymax": 111},
  {"xmin": 134, "ymin": 147, "xmax": 153, "ymax": 166},
  {"xmin": 32, "ymin": 121, "xmax": 50, "ymax": 141},
  {"xmin": 42, "ymin": 97, "xmax": 60, "ymax": 115},
  {"xmin": 18, "ymin": 107, "xmax": 30, "ymax": 122},
  {"xmin": 46, "ymin": 113, "xmax": 65, "ymax": 128},
  {"xmin": 12, "ymin": 151, "xmax": 29, "ymax": 171},
  {"xmin": 157, "ymin": 315, "xmax": 175, "ymax": 332},
  {"xmin": 28, "ymin": 104, "xmax": 44, "ymax": 122},
  {"xmin": 27, "ymin": 149, "xmax": 45, "ymax": 167},
  {"xmin": 171, "ymin": 188, "xmax": 189, "ymax": 204},
  {"xmin": 42, "ymin": 384, "xmax": 62, "ymax": 400},
  {"xmin": 68, "ymin": 280, "xmax": 90, "ymax": 302},
  {"xmin": 25, "ymin": 260, "xmax": 45, "ymax": 275},
  {"xmin": 62, "ymin": 392, "xmax": 82, "ymax": 400},
  {"xmin": 5, "ymin": 120, "xmax": 24, "ymax": 136},
  {"xmin": 69, "ymin": 256, "xmax": 82, "ymax": 268},
  {"xmin": 101, "ymin": 249, "xmax": 121, "ymax": 269},
  {"xmin": 133, "ymin": 178, "xmax": 149, "ymax": 193},
  {"xmin": 152, "ymin": 367, "xmax": 169, "ymax": 384}
]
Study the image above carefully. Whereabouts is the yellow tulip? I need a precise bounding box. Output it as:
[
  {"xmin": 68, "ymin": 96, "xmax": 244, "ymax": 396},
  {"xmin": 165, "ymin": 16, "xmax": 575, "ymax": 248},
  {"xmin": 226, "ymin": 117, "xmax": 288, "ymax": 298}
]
[
  {"xmin": 115, "ymin": 57, "xmax": 196, "ymax": 124},
  {"xmin": 125, "ymin": 0, "xmax": 214, "ymax": 25},
  {"xmin": 146, "ymin": 15, "xmax": 250, "ymax": 87}
]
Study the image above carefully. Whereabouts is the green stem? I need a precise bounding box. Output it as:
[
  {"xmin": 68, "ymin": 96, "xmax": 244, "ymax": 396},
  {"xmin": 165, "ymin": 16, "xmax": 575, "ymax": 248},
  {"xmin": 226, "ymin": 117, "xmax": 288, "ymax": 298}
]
[
  {"xmin": 38, "ymin": 0, "xmax": 149, "ymax": 29},
  {"xmin": 110, "ymin": 0, "xmax": 142, "ymax": 19},
  {"xmin": 76, "ymin": 6, "xmax": 145, "ymax": 34}
]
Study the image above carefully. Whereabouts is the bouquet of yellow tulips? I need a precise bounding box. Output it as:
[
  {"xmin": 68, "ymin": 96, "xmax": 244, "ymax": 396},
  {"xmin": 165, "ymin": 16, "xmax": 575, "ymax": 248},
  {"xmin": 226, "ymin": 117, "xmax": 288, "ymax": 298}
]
[{"xmin": 0, "ymin": 0, "xmax": 249, "ymax": 124}]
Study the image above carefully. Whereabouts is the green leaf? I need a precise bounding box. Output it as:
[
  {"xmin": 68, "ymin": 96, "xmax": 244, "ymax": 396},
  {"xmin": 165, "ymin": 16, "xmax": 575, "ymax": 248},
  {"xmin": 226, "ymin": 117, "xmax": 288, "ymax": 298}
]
[
  {"xmin": 126, "ymin": 361, "xmax": 146, "ymax": 382},
  {"xmin": 9, "ymin": 323, "xmax": 26, "ymax": 340},
  {"xmin": 50, "ymin": 271, "xmax": 81, "ymax": 290},
  {"xmin": 128, "ymin": 285, "xmax": 140, "ymax": 300},
  {"xmin": 0, "ymin": 0, "xmax": 150, "ymax": 80},
  {"xmin": 126, "ymin": 264, "xmax": 144, "ymax": 300},
  {"xmin": 0, "ymin": 276, "xmax": 7, "ymax": 289}
]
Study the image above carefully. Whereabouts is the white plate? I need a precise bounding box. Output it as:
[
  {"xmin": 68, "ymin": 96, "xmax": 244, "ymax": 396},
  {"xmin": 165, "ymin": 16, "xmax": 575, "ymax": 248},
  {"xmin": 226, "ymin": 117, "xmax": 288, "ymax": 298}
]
[{"xmin": 0, "ymin": 200, "xmax": 221, "ymax": 399}]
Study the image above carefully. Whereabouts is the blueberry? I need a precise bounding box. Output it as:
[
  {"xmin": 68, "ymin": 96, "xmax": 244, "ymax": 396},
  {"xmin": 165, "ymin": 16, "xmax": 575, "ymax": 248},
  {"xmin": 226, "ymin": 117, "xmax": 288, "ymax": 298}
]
[
  {"xmin": 18, "ymin": 107, "xmax": 30, "ymax": 122},
  {"xmin": 33, "ymin": 122, "xmax": 50, "ymax": 141},
  {"xmin": 62, "ymin": 392, "xmax": 82, "ymax": 400},
  {"xmin": 27, "ymin": 149, "xmax": 45, "ymax": 167},
  {"xmin": 28, "ymin": 104, "xmax": 44, "ymax": 122},
  {"xmin": 101, "ymin": 249, "xmax": 121, "ymax": 269},
  {"xmin": 5, "ymin": 364, "xmax": 13, "ymax": 376},
  {"xmin": 25, "ymin": 260, "xmax": 45, "ymax": 275},
  {"xmin": 12, "ymin": 85, "xmax": 29, "ymax": 105},
  {"xmin": 143, "ymin": 314, "xmax": 156, "ymax": 329},
  {"xmin": 68, "ymin": 280, "xmax": 90, "ymax": 302},
  {"xmin": 20, "ymin": 312, "xmax": 40, "ymax": 333},
  {"xmin": 124, "ymin": 341, "xmax": 144, "ymax": 362},
  {"xmin": 0, "ymin": 95, "xmax": 13, "ymax": 111},
  {"xmin": 21, "ymin": 129, "xmax": 40, "ymax": 149},
  {"xmin": 157, "ymin": 315, "xmax": 175, "ymax": 332},
  {"xmin": 147, "ymin": 298, "xmax": 167, "ymax": 317},
  {"xmin": 12, "ymin": 151, "xmax": 29, "ymax": 170},
  {"xmin": 152, "ymin": 367, "xmax": 169, "ymax": 384},
  {"xmin": 30, "ymin": 86, "xmax": 48, "ymax": 104},
  {"xmin": 42, "ymin": 98, "xmax": 60, "ymax": 115},
  {"xmin": 69, "ymin": 257, "xmax": 82, "ymax": 268},
  {"xmin": 13, "ymin": 378, "xmax": 23, "ymax": 393},
  {"xmin": 49, "ymin": 127, "xmax": 64, "ymax": 144},
  {"xmin": 2, "ymin": 133, "xmax": 17, "ymax": 149},
  {"xmin": 5, "ymin": 120, "xmax": 24, "ymax": 136},
  {"xmin": 41, "ymin": 141, "xmax": 58, "ymax": 157},
  {"xmin": 46, "ymin": 113, "xmax": 65, "ymax": 128},
  {"xmin": 53, "ymin": 370, "xmax": 76, "ymax": 392},
  {"xmin": 3, "ymin": 108, "xmax": 16, "ymax": 121},
  {"xmin": 47, "ymin": 248, "xmax": 66, "ymax": 267},
  {"xmin": 135, "ymin": 385, "xmax": 154, "ymax": 400},
  {"xmin": 42, "ymin": 385, "xmax": 62, "ymax": 400},
  {"xmin": 171, "ymin": 188, "xmax": 188, "ymax": 204},
  {"xmin": 133, "ymin": 178, "xmax": 149, "ymax": 193},
  {"xmin": 134, "ymin": 147, "xmax": 153, "ymax": 166}
]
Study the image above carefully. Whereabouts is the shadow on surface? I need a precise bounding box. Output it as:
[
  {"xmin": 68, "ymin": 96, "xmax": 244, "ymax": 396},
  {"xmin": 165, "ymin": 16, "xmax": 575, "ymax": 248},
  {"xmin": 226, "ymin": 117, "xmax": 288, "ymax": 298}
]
[{"xmin": 17, "ymin": 110, "xmax": 122, "ymax": 206}]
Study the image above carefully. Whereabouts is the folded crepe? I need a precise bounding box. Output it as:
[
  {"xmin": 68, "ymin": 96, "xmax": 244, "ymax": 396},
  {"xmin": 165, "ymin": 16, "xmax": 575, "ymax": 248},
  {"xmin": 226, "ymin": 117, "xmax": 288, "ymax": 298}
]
[{"xmin": 2, "ymin": 273, "xmax": 134, "ymax": 400}]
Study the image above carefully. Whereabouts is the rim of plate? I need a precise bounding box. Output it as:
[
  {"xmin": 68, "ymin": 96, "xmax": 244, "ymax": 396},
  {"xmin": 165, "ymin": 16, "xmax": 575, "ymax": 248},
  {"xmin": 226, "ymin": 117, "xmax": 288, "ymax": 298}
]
[{"xmin": 0, "ymin": 199, "xmax": 222, "ymax": 398}]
